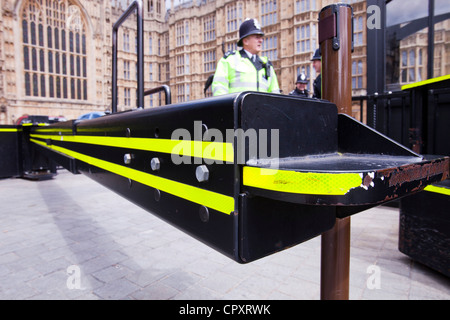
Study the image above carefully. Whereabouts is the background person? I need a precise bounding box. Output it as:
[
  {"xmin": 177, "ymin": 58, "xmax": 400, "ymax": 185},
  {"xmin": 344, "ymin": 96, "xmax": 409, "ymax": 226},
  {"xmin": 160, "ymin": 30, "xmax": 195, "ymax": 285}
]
[
  {"xmin": 212, "ymin": 18, "xmax": 280, "ymax": 96},
  {"xmin": 289, "ymin": 73, "xmax": 309, "ymax": 97},
  {"xmin": 311, "ymin": 48, "xmax": 321, "ymax": 99}
]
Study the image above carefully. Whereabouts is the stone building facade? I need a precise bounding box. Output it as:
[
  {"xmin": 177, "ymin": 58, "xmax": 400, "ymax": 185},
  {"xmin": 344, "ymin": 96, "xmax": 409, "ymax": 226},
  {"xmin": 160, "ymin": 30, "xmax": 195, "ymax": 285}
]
[{"xmin": 1, "ymin": 0, "xmax": 368, "ymax": 124}]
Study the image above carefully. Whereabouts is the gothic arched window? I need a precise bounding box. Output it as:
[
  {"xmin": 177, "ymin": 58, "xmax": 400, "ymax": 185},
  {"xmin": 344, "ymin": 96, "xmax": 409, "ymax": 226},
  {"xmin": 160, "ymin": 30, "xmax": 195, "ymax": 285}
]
[{"xmin": 22, "ymin": 0, "xmax": 88, "ymax": 100}]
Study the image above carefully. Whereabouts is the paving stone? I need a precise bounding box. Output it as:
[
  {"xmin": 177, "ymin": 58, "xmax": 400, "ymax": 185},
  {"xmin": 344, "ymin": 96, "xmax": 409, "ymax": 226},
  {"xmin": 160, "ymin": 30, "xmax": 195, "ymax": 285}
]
[{"xmin": 0, "ymin": 170, "xmax": 449, "ymax": 300}]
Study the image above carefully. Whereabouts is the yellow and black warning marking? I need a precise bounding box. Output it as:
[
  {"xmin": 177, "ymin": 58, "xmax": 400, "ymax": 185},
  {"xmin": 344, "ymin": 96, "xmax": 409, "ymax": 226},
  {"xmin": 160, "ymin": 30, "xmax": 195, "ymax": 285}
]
[{"xmin": 30, "ymin": 134, "xmax": 235, "ymax": 215}]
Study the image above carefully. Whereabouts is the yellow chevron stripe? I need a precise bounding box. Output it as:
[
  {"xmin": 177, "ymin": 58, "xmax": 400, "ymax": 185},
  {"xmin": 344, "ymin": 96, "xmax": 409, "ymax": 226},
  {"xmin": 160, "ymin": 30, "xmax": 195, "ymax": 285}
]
[
  {"xmin": 424, "ymin": 184, "xmax": 450, "ymax": 196},
  {"xmin": 0, "ymin": 128, "xmax": 18, "ymax": 132},
  {"xmin": 30, "ymin": 138, "xmax": 234, "ymax": 215},
  {"xmin": 243, "ymin": 166, "xmax": 362, "ymax": 195},
  {"xmin": 30, "ymin": 133, "xmax": 234, "ymax": 163}
]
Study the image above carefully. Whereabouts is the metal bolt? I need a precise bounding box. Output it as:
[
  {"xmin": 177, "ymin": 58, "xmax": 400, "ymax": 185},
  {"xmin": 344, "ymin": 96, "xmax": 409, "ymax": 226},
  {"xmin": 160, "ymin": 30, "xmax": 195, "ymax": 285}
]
[
  {"xmin": 124, "ymin": 153, "xmax": 132, "ymax": 164},
  {"xmin": 154, "ymin": 189, "xmax": 161, "ymax": 201},
  {"xmin": 150, "ymin": 157, "xmax": 160, "ymax": 171},
  {"xmin": 199, "ymin": 206, "xmax": 209, "ymax": 223},
  {"xmin": 195, "ymin": 165, "xmax": 209, "ymax": 182}
]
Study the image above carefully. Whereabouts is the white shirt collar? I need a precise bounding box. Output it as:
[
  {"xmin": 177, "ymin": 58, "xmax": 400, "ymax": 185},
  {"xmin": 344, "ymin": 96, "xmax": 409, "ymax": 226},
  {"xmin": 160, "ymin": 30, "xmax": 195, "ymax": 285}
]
[{"xmin": 244, "ymin": 49, "xmax": 254, "ymax": 60}]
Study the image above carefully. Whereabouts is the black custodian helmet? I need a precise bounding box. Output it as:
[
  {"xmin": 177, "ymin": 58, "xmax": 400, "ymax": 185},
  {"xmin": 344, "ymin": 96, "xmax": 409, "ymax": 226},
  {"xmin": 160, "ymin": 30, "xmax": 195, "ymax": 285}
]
[
  {"xmin": 296, "ymin": 73, "xmax": 309, "ymax": 84},
  {"xmin": 237, "ymin": 18, "xmax": 264, "ymax": 47},
  {"xmin": 311, "ymin": 48, "xmax": 321, "ymax": 61}
]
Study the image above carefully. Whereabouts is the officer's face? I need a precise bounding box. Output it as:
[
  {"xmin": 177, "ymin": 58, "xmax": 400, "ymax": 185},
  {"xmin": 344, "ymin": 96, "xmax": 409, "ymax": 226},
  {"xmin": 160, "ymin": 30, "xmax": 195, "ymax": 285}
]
[
  {"xmin": 313, "ymin": 60, "xmax": 321, "ymax": 73},
  {"xmin": 243, "ymin": 34, "xmax": 263, "ymax": 55},
  {"xmin": 296, "ymin": 82, "xmax": 307, "ymax": 90}
]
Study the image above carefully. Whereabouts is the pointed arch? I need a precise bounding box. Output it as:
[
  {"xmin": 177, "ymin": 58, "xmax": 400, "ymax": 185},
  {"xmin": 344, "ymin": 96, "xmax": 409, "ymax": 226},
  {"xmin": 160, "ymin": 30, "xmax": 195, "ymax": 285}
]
[{"xmin": 17, "ymin": 0, "xmax": 92, "ymax": 100}]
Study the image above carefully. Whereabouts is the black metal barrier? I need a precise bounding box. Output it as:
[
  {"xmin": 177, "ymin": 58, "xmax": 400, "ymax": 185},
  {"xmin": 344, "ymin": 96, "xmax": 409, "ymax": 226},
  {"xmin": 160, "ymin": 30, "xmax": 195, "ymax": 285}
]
[
  {"xmin": 24, "ymin": 92, "xmax": 449, "ymax": 263},
  {"xmin": 354, "ymin": 77, "xmax": 450, "ymax": 277},
  {"xmin": 352, "ymin": 77, "xmax": 450, "ymax": 156},
  {"xmin": 0, "ymin": 124, "xmax": 56, "ymax": 180},
  {"xmin": 1, "ymin": 1, "xmax": 448, "ymax": 299}
]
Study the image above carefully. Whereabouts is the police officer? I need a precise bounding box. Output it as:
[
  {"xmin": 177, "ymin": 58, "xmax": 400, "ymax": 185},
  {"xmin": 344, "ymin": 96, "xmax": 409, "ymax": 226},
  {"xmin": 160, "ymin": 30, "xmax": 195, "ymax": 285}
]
[
  {"xmin": 311, "ymin": 48, "xmax": 321, "ymax": 99},
  {"xmin": 211, "ymin": 18, "xmax": 280, "ymax": 96},
  {"xmin": 289, "ymin": 73, "xmax": 309, "ymax": 97}
]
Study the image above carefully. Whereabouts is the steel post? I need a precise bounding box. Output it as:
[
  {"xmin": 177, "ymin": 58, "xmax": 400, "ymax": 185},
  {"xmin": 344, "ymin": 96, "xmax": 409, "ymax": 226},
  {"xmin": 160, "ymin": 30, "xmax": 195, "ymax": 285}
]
[
  {"xmin": 318, "ymin": 3, "xmax": 353, "ymax": 300},
  {"xmin": 112, "ymin": 1, "xmax": 144, "ymax": 113}
]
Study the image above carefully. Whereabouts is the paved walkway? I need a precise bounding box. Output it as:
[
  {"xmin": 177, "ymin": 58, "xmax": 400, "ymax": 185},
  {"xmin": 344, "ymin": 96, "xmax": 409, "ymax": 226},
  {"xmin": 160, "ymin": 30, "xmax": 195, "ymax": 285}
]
[{"xmin": 0, "ymin": 170, "xmax": 449, "ymax": 300}]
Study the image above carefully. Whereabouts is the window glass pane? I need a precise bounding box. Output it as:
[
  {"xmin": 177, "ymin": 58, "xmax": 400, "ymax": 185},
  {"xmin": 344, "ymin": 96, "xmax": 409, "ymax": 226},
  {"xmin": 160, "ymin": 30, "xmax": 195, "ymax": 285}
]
[
  {"xmin": 47, "ymin": 26, "xmax": 52, "ymax": 48},
  {"xmin": 25, "ymin": 73, "xmax": 31, "ymax": 95},
  {"xmin": 76, "ymin": 56, "xmax": 81, "ymax": 76},
  {"xmin": 83, "ymin": 80, "xmax": 87, "ymax": 100},
  {"xmin": 40, "ymin": 49, "xmax": 45, "ymax": 72},
  {"xmin": 24, "ymin": 47, "xmax": 29, "ymax": 70},
  {"xmin": 409, "ymin": 50, "xmax": 415, "ymax": 66},
  {"xmin": 31, "ymin": 22, "xmax": 36, "ymax": 45},
  {"xmin": 40, "ymin": 75, "xmax": 45, "ymax": 97},
  {"xmin": 61, "ymin": 30, "xmax": 66, "ymax": 51},
  {"xmin": 39, "ymin": 24, "xmax": 44, "ymax": 46},
  {"xmin": 33, "ymin": 74, "xmax": 38, "ymax": 96},
  {"xmin": 386, "ymin": 0, "xmax": 428, "ymax": 89},
  {"xmin": 69, "ymin": 31, "xmax": 74, "ymax": 52},
  {"xmin": 56, "ymin": 77, "xmax": 61, "ymax": 98},
  {"xmin": 48, "ymin": 51, "xmax": 53, "ymax": 73},
  {"xmin": 54, "ymin": 28, "xmax": 59, "ymax": 49},
  {"xmin": 55, "ymin": 53, "xmax": 60, "ymax": 74},
  {"xmin": 76, "ymin": 33, "xmax": 80, "ymax": 53},
  {"xmin": 63, "ymin": 78, "xmax": 68, "ymax": 98},
  {"xmin": 62, "ymin": 54, "xmax": 67, "ymax": 74},
  {"xmin": 70, "ymin": 55, "xmax": 74, "ymax": 75},
  {"xmin": 32, "ymin": 48, "xmax": 37, "ymax": 71},
  {"xmin": 71, "ymin": 79, "xmax": 75, "ymax": 99},
  {"xmin": 49, "ymin": 76, "xmax": 54, "ymax": 97},
  {"xmin": 22, "ymin": 20, "xmax": 28, "ymax": 43},
  {"xmin": 82, "ymin": 34, "xmax": 86, "ymax": 54}
]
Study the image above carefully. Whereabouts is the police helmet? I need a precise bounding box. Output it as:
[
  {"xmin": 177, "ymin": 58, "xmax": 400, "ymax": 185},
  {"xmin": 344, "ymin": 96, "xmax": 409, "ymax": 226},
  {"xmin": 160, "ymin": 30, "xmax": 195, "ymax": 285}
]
[
  {"xmin": 296, "ymin": 73, "xmax": 309, "ymax": 84},
  {"xmin": 311, "ymin": 48, "xmax": 321, "ymax": 61},
  {"xmin": 237, "ymin": 18, "xmax": 264, "ymax": 47}
]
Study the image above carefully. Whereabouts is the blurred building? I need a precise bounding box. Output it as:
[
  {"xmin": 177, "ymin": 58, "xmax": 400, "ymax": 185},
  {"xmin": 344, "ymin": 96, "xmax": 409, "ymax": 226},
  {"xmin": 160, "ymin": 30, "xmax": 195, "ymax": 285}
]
[{"xmin": 0, "ymin": 0, "xmax": 447, "ymax": 124}]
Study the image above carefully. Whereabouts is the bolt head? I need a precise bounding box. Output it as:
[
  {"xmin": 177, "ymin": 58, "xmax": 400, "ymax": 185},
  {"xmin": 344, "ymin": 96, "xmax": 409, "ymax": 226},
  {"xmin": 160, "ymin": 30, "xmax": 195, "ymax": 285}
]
[
  {"xmin": 151, "ymin": 157, "xmax": 160, "ymax": 171},
  {"xmin": 195, "ymin": 165, "xmax": 209, "ymax": 182},
  {"xmin": 124, "ymin": 153, "xmax": 132, "ymax": 164}
]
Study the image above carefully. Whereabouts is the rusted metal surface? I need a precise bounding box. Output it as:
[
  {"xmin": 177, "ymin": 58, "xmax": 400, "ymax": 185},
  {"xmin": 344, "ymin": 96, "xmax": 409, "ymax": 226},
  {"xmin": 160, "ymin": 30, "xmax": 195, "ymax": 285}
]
[{"xmin": 381, "ymin": 158, "xmax": 449, "ymax": 188}]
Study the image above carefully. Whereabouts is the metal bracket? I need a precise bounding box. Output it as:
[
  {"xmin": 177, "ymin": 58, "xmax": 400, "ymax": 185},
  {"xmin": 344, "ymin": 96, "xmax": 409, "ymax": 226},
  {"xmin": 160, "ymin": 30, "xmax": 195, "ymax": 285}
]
[{"xmin": 318, "ymin": 4, "xmax": 354, "ymax": 52}]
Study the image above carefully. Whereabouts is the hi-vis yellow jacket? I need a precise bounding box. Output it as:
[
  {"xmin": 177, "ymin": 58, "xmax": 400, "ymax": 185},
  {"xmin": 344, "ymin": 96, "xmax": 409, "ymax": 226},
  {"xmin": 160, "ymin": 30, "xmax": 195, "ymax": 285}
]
[{"xmin": 211, "ymin": 50, "xmax": 280, "ymax": 96}]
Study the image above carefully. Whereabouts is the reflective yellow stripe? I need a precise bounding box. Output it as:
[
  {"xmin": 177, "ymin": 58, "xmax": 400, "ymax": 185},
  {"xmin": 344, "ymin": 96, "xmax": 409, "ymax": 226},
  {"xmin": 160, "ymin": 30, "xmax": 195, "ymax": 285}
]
[
  {"xmin": 243, "ymin": 166, "xmax": 362, "ymax": 195},
  {"xmin": 30, "ymin": 138, "xmax": 234, "ymax": 215},
  {"xmin": 21, "ymin": 123, "xmax": 48, "ymax": 126},
  {"xmin": 30, "ymin": 134, "xmax": 234, "ymax": 163},
  {"xmin": 401, "ymin": 74, "xmax": 450, "ymax": 90},
  {"xmin": 0, "ymin": 128, "xmax": 18, "ymax": 132},
  {"xmin": 424, "ymin": 185, "xmax": 450, "ymax": 196},
  {"xmin": 33, "ymin": 128, "xmax": 72, "ymax": 133}
]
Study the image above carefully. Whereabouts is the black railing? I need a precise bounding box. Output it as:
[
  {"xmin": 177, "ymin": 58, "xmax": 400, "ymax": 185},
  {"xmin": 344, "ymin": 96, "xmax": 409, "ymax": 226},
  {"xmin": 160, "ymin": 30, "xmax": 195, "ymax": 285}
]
[
  {"xmin": 112, "ymin": 1, "xmax": 144, "ymax": 113},
  {"xmin": 353, "ymin": 81, "xmax": 450, "ymax": 156},
  {"xmin": 144, "ymin": 85, "xmax": 172, "ymax": 105}
]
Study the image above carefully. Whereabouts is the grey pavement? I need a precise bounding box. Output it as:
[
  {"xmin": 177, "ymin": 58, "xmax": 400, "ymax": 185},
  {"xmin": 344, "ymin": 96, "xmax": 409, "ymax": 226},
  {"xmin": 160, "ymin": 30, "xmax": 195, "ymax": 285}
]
[{"xmin": 0, "ymin": 169, "xmax": 449, "ymax": 300}]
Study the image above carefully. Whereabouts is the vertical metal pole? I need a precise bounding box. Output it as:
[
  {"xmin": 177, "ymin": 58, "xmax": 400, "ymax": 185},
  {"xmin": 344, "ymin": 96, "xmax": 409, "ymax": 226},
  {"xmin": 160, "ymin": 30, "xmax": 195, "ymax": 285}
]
[
  {"xmin": 427, "ymin": 0, "xmax": 435, "ymax": 80},
  {"xmin": 111, "ymin": 1, "xmax": 144, "ymax": 113},
  {"xmin": 136, "ymin": 0, "xmax": 144, "ymax": 109},
  {"xmin": 318, "ymin": 4, "xmax": 353, "ymax": 300},
  {"xmin": 112, "ymin": 26, "xmax": 118, "ymax": 113}
]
